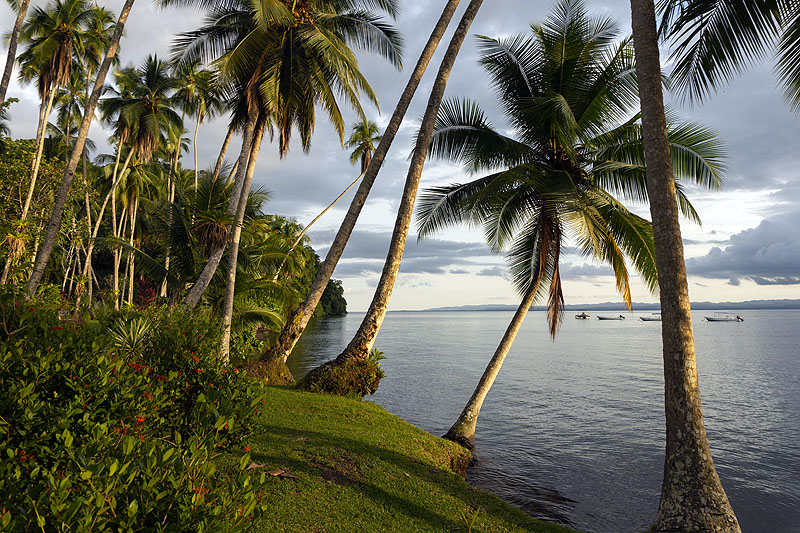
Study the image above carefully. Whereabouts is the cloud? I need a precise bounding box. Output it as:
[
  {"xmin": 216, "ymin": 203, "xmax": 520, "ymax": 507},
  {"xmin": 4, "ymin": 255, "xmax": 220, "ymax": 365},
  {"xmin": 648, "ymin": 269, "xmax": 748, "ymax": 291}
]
[{"xmin": 686, "ymin": 211, "xmax": 800, "ymax": 285}]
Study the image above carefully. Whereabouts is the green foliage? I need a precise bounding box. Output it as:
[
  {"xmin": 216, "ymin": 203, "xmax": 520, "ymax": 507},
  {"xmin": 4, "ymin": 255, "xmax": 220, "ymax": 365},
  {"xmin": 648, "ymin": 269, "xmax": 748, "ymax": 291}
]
[
  {"xmin": 319, "ymin": 278, "xmax": 347, "ymax": 316},
  {"xmin": 304, "ymin": 349, "xmax": 385, "ymax": 398},
  {"xmin": 0, "ymin": 294, "xmax": 269, "ymax": 531}
]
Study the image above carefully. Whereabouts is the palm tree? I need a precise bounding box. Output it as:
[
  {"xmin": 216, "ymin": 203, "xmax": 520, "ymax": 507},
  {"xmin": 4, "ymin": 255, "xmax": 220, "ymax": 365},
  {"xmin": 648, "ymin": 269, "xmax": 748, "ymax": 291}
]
[
  {"xmin": 412, "ymin": 0, "xmax": 725, "ymax": 448},
  {"xmin": 169, "ymin": 0, "xmax": 404, "ymax": 358},
  {"xmin": 264, "ymin": 0, "xmax": 463, "ymax": 367},
  {"xmin": 302, "ymin": 0, "xmax": 485, "ymax": 391},
  {"xmin": 271, "ymin": 119, "xmax": 382, "ymax": 282},
  {"xmin": 0, "ymin": 0, "xmax": 32, "ymax": 106},
  {"xmin": 17, "ymin": 0, "xmax": 93, "ymax": 223},
  {"xmin": 630, "ymin": 0, "xmax": 741, "ymax": 530}
]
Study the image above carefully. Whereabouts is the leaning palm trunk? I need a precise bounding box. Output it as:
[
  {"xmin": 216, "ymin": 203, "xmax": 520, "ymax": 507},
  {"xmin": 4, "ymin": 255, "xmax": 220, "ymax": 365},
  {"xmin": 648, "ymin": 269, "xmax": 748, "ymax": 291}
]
[
  {"xmin": 264, "ymin": 0, "xmax": 464, "ymax": 366},
  {"xmin": 220, "ymin": 116, "xmax": 267, "ymax": 358},
  {"xmin": 26, "ymin": 0, "xmax": 137, "ymax": 299},
  {"xmin": 302, "ymin": 0, "xmax": 484, "ymax": 393},
  {"xmin": 272, "ymin": 167, "xmax": 367, "ymax": 282},
  {"xmin": 629, "ymin": 1, "xmax": 740, "ymax": 531},
  {"xmin": 444, "ymin": 280, "xmax": 538, "ymax": 449},
  {"xmin": 181, "ymin": 110, "xmax": 258, "ymax": 310},
  {"xmin": 212, "ymin": 125, "xmax": 235, "ymax": 182},
  {"xmin": 193, "ymin": 113, "xmax": 201, "ymax": 190},
  {"xmin": 22, "ymin": 87, "xmax": 58, "ymax": 221},
  {"xmin": 0, "ymin": 0, "xmax": 30, "ymax": 106}
]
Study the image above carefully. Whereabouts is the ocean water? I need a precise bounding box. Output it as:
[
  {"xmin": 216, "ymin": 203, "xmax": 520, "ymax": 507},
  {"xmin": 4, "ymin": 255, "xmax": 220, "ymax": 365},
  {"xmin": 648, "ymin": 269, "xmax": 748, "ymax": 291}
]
[{"xmin": 288, "ymin": 309, "xmax": 800, "ymax": 533}]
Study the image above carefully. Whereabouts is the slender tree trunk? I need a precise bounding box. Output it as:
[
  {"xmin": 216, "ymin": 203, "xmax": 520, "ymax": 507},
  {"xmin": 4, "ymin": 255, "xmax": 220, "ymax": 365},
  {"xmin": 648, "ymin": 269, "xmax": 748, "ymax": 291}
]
[
  {"xmin": 629, "ymin": 1, "xmax": 740, "ymax": 531},
  {"xmin": 25, "ymin": 0, "xmax": 136, "ymax": 299},
  {"xmin": 181, "ymin": 111, "xmax": 258, "ymax": 310},
  {"xmin": 127, "ymin": 196, "xmax": 138, "ymax": 305},
  {"xmin": 225, "ymin": 159, "xmax": 239, "ymax": 185},
  {"xmin": 22, "ymin": 87, "xmax": 58, "ymax": 221},
  {"xmin": 272, "ymin": 167, "xmax": 367, "ymax": 282},
  {"xmin": 212, "ymin": 124, "xmax": 234, "ymax": 182},
  {"xmin": 0, "ymin": 0, "xmax": 30, "ymax": 106},
  {"xmin": 265, "ymin": 0, "xmax": 464, "ymax": 365},
  {"xmin": 444, "ymin": 281, "xmax": 538, "ymax": 450},
  {"xmin": 220, "ymin": 116, "xmax": 267, "ymax": 358},
  {"xmin": 193, "ymin": 112, "xmax": 201, "ymax": 190},
  {"xmin": 305, "ymin": 0, "xmax": 484, "ymax": 390},
  {"xmin": 114, "ymin": 208, "xmax": 127, "ymax": 309}
]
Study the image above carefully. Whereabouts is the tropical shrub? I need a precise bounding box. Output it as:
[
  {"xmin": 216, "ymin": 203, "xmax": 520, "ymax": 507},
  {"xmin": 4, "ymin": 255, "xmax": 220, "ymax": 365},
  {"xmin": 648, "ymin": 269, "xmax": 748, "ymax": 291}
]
[{"xmin": 0, "ymin": 293, "xmax": 268, "ymax": 531}]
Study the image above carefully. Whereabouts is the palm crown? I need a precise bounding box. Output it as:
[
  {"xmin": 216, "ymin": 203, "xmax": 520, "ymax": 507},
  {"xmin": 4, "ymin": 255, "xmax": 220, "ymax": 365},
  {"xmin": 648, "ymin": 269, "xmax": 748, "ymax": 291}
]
[{"xmin": 417, "ymin": 0, "xmax": 725, "ymax": 336}]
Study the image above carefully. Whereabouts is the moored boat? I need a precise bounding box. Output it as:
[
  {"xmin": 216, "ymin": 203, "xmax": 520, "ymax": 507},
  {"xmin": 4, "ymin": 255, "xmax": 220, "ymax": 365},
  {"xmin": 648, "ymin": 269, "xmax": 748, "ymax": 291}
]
[
  {"xmin": 704, "ymin": 312, "xmax": 743, "ymax": 322},
  {"xmin": 597, "ymin": 315, "xmax": 625, "ymax": 320},
  {"xmin": 640, "ymin": 313, "xmax": 661, "ymax": 322},
  {"xmin": 575, "ymin": 312, "xmax": 590, "ymax": 320}
]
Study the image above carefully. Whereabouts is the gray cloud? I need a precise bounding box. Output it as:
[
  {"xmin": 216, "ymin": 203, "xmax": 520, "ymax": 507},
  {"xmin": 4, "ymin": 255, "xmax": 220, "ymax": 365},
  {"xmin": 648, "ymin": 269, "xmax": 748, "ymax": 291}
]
[{"xmin": 686, "ymin": 210, "xmax": 800, "ymax": 285}]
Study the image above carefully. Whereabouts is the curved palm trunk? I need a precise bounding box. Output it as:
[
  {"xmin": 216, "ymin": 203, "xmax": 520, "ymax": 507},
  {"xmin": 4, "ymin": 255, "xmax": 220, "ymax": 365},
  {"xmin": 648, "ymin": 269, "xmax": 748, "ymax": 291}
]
[
  {"xmin": 181, "ymin": 111, "xmax": 258, "ymax": 310},
  {"xmin": 265, "ymin": 0, "xmax": 464, "ymax": 365},
  {"xmin": 272, "ymin": 167, "xmax": 367, "ymax": 282},
  {"xmin": 25, "ymin": 0, "xmax": 137, "ymax": 299},
  {"xmin": 22, "ymin": 87, "xmax": 58, "ymax": 221},
  {"xmin": 126, "ymin": 195, "xmax": 139, "ymax": 305},
  {"xmin": 304, "ymin": 0, "xmax": 484, "ymax": 389},
  {"xmin": 0, "ymin": 0, "xmax": 30, "ymax": 106},
  {"xmin": 629, "ymin": 1, "xmax": 740, "ymax": 531},
  {"xmin": 220, "ymin": 116, "xmax": 267, "ymax": 358},
  {"xmin": 212, "ymin": 124, "xmax": 234, "ymax": 182},
  {"xmin": 193, "ymin": 112, "xmax": 201, "ymax": 190},
  {"xmin": 444, "ymin": 280, "xmax": 538, "ymax": 450}
]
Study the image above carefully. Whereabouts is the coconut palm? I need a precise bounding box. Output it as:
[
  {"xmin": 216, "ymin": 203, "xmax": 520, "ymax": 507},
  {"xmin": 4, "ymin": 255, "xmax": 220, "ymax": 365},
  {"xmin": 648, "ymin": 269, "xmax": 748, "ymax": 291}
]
[
  {"xmin": 265, "ymin": 0, "xmax": 463, "ymax": 368},
  {"xmin": 631, "ymin": 0, "xmax": 741, "ymax": 530},
  {"xmin": 26, "ymin": 0, "xmax": 135, "ymax": 299},
  {"xmin": 169, "ymin": 0, "xmax": 404, "ymax": 357},
  {"xmin": 0, "ymin": 0, "xmax": 32, "ymax": 106},
  {"xmin": 302, "ymin": 0, "xmax": 485, "ymax": 391}
]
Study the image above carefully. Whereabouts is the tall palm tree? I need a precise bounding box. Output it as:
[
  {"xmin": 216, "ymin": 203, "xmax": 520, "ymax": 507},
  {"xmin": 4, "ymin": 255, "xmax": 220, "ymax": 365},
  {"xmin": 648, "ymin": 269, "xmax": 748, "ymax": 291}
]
[
  {"xmin": 302, "ymin": 0, "xmax": 485, "ymax": 391},
  {"xmin": 26, "ymin": 0, "xmax": 137, "ymax": 299},
  {"xmin": 169, "ymin": 0, "xmax": 404, "ymax": 358},
  {"xmin": 271, "ymin": 118, "xmax": 382, "ymax": 282},
  {"xmin": 265, "ymin": 0, "xmax": 463, "ymax": 367},
  {"xmin": 0, "ymin": 0, "xmax": 32, "ymax": 106},
  {"xmin": 17, "ymin": 0, "xmax": 93, "ymax": 222},
  {"xmin": 631, "ymin": 0, "xmax": 741, "ymax": 530},
  {"xmin": 413, "ymin": 0, "xmax": 724, "ymax": 448}
]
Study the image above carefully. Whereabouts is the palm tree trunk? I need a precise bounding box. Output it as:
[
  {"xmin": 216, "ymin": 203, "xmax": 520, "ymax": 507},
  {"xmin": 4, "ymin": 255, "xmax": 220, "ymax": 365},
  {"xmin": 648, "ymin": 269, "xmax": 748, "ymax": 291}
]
[
  {"xmin": 127, "ymin": 195, "xmax": 138, "ymax": 305},
  {"xmin": 25, "ymin": 0, "xmax": 137, "ymax": 299},
  {"xmin": 265, "ymin": 0, "xmax": 464, "ymax": 365},
  {"xmin": 272, "ymin": 167, "xmax": 367, "ymax": 282},
  {"xmin": 22, "ymin": 86, "xmax": 58, "ymax": 221},
  {"xmin": 444, "ymin": 281, "xmax": 538, "ymax": 450},
  {"xmin": 212, "ymin": 124, "xmax": 234, "ymax": 182},
  {"xmin": 629, "ymin": 1, "xmax": 740, "ymax": 531},
  {"xmin": 0, "ymin": 0, "xmax": 30, "ymax": 106},
  {"xmin": 304, "ymin": 0, "xmax": 484, "ymax": 392},
  {"xmin": 225, "ymin": 159, "xmax": 239, "ymax": 185},
  {"xmin": 181, "ymin": 111, "xmax": 259, "ymax": 310},
  {"xmin": 114, "ymin": 208, "xmax": 127, "ymax": 309},
  {"xmin": 220, "ymin": 116, "xmax": 267, "ymax": 358},
  {"xmin": 193, "ymin": 112, "xmax": 201, "ymax": 190}
]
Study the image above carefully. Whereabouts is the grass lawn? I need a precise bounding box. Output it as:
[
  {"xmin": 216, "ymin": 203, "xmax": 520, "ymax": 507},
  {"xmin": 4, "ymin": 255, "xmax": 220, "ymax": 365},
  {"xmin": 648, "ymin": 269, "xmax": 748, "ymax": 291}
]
[{"xmin": 224, "ymin": 386, "xmax": 574, "ymax": 532}]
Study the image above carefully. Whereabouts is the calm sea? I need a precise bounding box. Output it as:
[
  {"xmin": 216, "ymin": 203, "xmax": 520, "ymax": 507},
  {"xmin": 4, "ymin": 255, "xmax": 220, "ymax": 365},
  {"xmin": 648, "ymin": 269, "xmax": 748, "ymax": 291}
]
[{"xmin": 288, "ymin": 309, "xmax": 800, "ymax": 533}]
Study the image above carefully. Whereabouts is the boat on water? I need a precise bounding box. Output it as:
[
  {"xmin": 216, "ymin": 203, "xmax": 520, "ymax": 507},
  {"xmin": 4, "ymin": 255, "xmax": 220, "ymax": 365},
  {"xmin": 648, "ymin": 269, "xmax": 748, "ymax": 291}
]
[
  {"xmin": 640, "ymin": 313, "xmax": 661, "ymax": 322},
  {"xmin": 575, "ymin": 312, "xmax": 590, "ymax": 320},
  {"xmin": 704, "ymin": 312, "xmax": 744, "ymax": 322},
  {"xmin": 597, "ymin": 315, "xmax": 625, "ymax": 320}
]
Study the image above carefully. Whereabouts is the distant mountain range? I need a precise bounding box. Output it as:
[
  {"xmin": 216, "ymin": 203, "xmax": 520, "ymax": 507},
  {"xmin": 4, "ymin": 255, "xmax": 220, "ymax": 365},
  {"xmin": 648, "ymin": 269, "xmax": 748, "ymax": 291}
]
[{"xmin": 411, "ymin": 299, "xmax": 800, "ymax": 312}]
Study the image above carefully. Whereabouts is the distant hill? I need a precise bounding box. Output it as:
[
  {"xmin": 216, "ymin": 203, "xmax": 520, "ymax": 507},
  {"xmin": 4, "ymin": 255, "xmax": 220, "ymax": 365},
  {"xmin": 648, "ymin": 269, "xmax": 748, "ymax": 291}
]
[{"xmin": 409, "ymin": 299, "xmax": 800, "ymax": 312}]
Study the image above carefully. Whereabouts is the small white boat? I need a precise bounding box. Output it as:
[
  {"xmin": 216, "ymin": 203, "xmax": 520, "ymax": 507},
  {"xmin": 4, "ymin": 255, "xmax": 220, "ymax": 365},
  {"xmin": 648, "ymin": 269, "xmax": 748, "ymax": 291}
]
[
  {"xmin": 575, "ymin": 312, "xmax": 590, "ymax": 320},
  {"xmin": 704, "ymin": 313, "xmax": 744, "ymax": 322},
  {"xmin": 597, "ymin": 315, "xmax": 625, "ymax": 321},
  {"xmin": 640, "ymin": 313, "xmax": 661, "ymax": 322}
]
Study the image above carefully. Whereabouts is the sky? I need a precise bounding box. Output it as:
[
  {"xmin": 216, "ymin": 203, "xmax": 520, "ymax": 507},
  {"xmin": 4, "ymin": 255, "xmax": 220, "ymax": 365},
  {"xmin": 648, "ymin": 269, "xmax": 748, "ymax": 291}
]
[{"xmin": 2, "ymin": 0, "xmax": 800, "ymax": 311}]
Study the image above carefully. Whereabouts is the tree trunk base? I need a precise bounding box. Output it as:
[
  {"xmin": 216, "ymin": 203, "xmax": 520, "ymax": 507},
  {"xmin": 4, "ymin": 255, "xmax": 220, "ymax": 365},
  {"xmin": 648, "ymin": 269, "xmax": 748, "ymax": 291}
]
[
  {"xmin": 300, "ymin": 356, "xmax": 383, "ymax": 397},
  {"xmin": 239, "ymin": 357, "xmax": 294, "ymax": 385},
  {"xmin": 443, "ymin": 427, "xmax": 476, "ymax": 451}
]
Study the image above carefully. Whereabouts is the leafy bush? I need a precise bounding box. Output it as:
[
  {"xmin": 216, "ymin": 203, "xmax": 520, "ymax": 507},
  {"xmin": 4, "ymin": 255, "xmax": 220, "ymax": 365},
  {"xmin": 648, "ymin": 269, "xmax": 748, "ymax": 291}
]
[
  {"xmin": 0, "ymin": 294, "xmax": 268, "ymax": 531},
  {"xmin": 304, "ymin": 349, "xmax": 385, "ymax": 397}
]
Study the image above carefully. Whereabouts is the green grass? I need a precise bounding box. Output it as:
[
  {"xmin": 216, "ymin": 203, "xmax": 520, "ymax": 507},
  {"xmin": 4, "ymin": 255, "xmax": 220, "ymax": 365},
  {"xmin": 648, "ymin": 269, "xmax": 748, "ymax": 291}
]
[{"xmin": 224, "ymin": 386, "xmax": 574, "ymax": 532}]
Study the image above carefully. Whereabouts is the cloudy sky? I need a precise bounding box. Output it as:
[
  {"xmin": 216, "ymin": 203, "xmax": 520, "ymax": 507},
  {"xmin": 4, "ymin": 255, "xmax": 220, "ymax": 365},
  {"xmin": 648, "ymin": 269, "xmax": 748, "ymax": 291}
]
[{"xmin": 2, "ymin": 0, "xmax": 799, "ymax": 311}]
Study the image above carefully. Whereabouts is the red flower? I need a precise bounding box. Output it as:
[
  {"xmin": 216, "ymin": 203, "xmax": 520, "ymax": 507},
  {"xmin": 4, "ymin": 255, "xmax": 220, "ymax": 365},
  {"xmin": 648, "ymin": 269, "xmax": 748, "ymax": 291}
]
[
  {"xmin": 28, "ymin": 306, "xmax": 34, "ymax": 311},
  {"xmin": 195, "ymin": 368, "xmax": 203, "ymax": 373},
  {"xmin": 245, "ymin": 445, "xmax": 250, "ymax": 452},
  {"xmin": 192, "ymin": 355, "xmax": 200, "ymax": 363},
  {"xmin": 50, "ymin": 326, "xmax": 62, "ymax": 331},
  {"xmin": 136, "ymin": 416, "xmax": 145, "ymax": 424},
  {"xmin": 220, "ymin": 369, "xmax": 227, "ymax": 374},
  {"xmin": 196, "ymin": 333, "xmax": 202, "ymax": 339}
]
